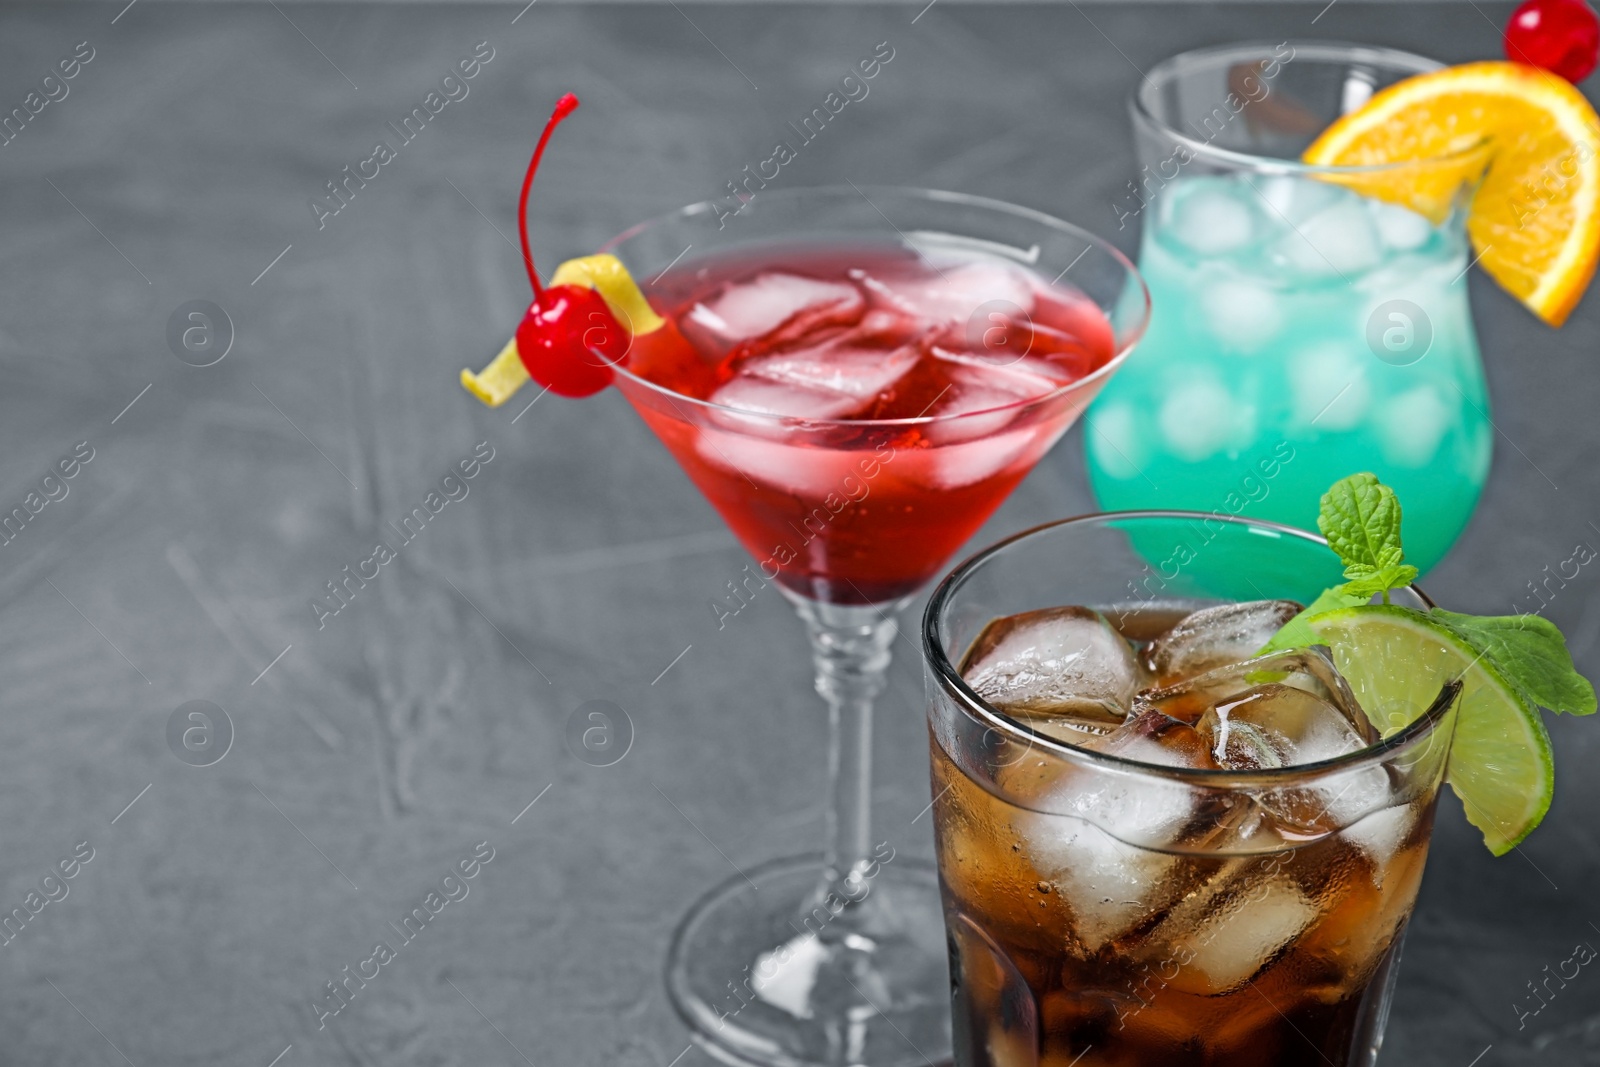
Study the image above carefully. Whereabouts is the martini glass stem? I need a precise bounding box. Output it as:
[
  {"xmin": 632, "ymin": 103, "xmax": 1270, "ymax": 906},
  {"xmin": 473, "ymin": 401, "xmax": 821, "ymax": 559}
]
[{"xmin": 791, "ymin": 598, "xmax": 900, "ymax": 894}]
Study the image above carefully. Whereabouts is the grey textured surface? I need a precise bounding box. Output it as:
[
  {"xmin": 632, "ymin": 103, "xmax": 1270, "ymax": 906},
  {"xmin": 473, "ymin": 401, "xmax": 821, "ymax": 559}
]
[{"xmin": 1, "ymin": 3, "xmax": 1598, "ymax": 1065}]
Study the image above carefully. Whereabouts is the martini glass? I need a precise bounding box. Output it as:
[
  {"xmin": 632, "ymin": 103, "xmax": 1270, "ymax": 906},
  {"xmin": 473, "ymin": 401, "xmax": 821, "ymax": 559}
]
[{"xmin": 599, "ymin": 187, "xmax": 1149, "ymax": 1067}]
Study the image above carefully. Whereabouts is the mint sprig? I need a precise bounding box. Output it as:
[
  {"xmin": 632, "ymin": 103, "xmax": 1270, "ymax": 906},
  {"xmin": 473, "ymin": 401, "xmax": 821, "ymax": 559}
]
[
  {"xmin": 1261, "ymin": 472, "xmax": 1593, "ymax": 718},
  {"xmin": 1259, "ymin": 473, "xmax": 1416, "ymax": 653},
  {"xmin": 1318, "ymin": 472, "xmax": 1419, "ymax": 603}
]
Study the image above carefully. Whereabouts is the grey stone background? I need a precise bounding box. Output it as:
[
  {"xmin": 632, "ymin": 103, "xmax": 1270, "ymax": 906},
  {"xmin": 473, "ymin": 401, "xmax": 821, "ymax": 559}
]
[{"xmin": 1, "ymin": 2, "xmax": 1597, "ymax": 1065}]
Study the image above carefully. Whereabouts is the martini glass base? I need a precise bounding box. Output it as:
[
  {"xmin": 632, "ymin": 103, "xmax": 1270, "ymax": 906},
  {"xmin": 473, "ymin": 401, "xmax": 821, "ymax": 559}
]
[{"xmin": 665, "ymin": 853, "xmax": 952, "ymax": 1067}]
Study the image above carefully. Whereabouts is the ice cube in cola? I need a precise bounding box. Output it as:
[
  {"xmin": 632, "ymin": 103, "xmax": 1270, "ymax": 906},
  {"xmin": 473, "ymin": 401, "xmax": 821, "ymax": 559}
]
[
  {"xmin": 933, "ymin": 598, "xmax": 1447, "ymax": 1066},
  {"xmin": 1143, "ymin": 599, "xmax": 1303, "ymax": 683},
  {"xmin": 961, "ymin": 606, "xmax": 1142, "ymax": 741},
  {"xmin": 1140, "ymin": 646, "xmax": 1370, "ymax": 734},
  {"xmin": 1198, "ymin": 683, "xmax": 1372, "ymax": 770}
]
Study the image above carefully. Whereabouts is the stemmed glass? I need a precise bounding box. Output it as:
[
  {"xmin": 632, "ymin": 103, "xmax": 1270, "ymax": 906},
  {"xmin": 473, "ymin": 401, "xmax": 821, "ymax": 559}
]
[{"xmin": 597, "ymin": 187, "xmax": 1149, "ymax": 1067}]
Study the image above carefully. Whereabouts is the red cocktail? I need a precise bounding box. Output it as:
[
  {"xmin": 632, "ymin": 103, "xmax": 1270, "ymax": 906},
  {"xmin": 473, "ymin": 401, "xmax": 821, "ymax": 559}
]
[{"xmin": 620, "ymin": 241, "xmax": 1118, "ymax": 603}]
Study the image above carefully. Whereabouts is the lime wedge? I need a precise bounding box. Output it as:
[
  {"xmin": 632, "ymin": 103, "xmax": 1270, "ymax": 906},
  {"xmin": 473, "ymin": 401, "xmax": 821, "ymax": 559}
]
[{"xmin": 1308, "ymin": 605, "xmax": 1554, "ymax": 856}]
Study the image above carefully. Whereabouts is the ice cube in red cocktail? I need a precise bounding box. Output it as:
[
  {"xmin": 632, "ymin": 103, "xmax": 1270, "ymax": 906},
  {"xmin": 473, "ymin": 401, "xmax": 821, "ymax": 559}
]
[{"xmin": 616, "ymin": 242, "xmax": 1120, "ymax": 604}]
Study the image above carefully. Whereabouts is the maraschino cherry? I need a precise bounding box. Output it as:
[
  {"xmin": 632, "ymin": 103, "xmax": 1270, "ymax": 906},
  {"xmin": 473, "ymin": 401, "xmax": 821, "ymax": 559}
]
[
  {"xmin": 1505, "ymin": 0, "xmax": 1600, "ymax": 83},
  {"xmin": 513, "ymin": 93, "xmax": 627, "ymax": 398}
]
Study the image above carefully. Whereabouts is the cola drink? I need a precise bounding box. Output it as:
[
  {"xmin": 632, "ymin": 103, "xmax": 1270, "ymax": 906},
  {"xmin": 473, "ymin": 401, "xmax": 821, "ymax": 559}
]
[{"xmin": 928, "ymin": 599, "xmax": 1457, "ymax": 1067}]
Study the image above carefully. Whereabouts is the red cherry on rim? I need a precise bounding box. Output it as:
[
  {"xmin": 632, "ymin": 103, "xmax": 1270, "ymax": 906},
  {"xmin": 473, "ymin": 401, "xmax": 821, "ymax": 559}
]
[
  {"xmin": 509, "ymin": 92, "xmax": 624, "ymax": 398},
  {"xmin": 515, "ymin": 285, "xmax": 628, "ymax": 398},
  {"xmin": 1505, "ymin": 0, "xmax": 1600, "ymax": 83}
]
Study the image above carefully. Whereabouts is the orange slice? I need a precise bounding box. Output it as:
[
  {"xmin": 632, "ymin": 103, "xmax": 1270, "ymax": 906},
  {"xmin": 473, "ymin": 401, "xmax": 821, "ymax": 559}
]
[{"xmin": 1304, "ymin": 61, "xmax": 1600, "ymax": 326}]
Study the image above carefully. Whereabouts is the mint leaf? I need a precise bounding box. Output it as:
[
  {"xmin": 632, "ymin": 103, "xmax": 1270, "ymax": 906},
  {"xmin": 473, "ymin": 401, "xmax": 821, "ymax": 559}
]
[
  {"xmin": 1340, "ymin": 563, "xmax": 1420, "ymax": 600},
  {"xmin": 1318, "ymin": 473, "xmax": 1407, "ymax": 577},
  {"xmin": 1260, "ymin": 472, "xmax": 1419, "ymax": 654},
  {"xmin": 1433, "ymin": 610, "xmax": 1597, "ymax": 715},
  {"xmin": 1258, "ymin": 586, "xmax": 1370, "ymax": 654}
]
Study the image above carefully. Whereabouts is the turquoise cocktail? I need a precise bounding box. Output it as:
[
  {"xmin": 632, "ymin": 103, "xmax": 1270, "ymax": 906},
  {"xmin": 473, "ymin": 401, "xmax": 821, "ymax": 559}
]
[{"xmin": 1084, "ymin": 42, "xmax": 1493, "ymax": 572}]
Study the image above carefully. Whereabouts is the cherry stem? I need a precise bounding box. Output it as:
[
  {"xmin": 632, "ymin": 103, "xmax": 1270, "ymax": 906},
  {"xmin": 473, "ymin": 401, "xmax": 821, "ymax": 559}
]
[{"xmin": 518, "ymin": 92, "xmax": 580, "ymax": 299}]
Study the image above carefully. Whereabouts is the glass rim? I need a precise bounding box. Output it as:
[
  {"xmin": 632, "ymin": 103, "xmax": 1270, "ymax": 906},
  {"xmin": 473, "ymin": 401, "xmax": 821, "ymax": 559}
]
[
  {"xmin": 595, "ymin": 184, "xmax": 1150, "ymax": 430},
  {"xmin": 1130, "ymin": 39, "xmax": 1495, "ymax": 176},
  {"xmin": 922, "ymin": 509, "xmax": 1454, "ymax": 786}
]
